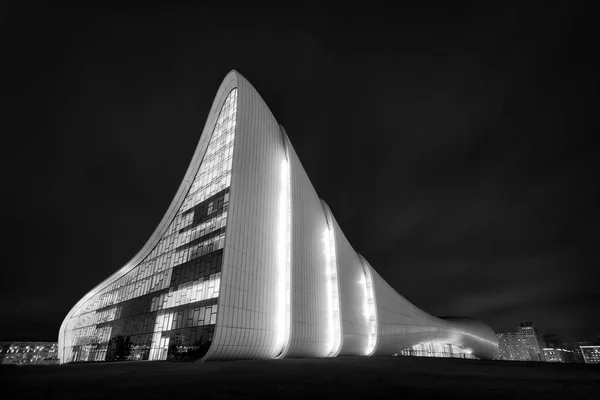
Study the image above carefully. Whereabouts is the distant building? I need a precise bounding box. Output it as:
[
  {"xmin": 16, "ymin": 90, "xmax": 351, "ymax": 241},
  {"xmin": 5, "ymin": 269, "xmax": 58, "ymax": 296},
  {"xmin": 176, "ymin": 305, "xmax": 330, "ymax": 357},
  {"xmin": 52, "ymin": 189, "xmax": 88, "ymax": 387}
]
[
  {"xmin": 0, "ymin": 342, "xmax": 58, "ymax": 365},
  {"xmin": 0, "ymin": 344, "xmax": 8, "ymax": 363},
  {"xmin": 497, "ymin": 322, "xmax": 546, "ymax": 361},
  {"xmin": 542, "ymin": 348, "xmax": 574, "ymax": 363},
  {"xmin": 564, "ymin": 342, "xmax": 588, "ymax": 363},
  {"xmin": 580, "ymin": 346, "xmax": 600, "ymax": 364},
  {"xmin": 518, "ymin": 322, "xmax": 546, "ymax": 361},
  {"xmin": 497, "ymin": 332, "xmax": 528, "ymax": 361}
]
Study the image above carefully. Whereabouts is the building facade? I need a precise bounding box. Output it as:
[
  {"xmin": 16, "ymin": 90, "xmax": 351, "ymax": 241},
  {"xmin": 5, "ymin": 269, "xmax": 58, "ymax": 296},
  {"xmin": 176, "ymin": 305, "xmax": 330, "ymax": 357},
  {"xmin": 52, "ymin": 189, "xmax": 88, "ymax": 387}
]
[
  {"xmin": 517, "ymin": 322, "xmax": 546, "ymax": 361},
  {"xmin": 580, "ymin": 346, "xmax": 600, "ymax": 364},
  {"xmin": 1, "ymin": 342, "xmax": 58, "ymax": 365},
  {"xmin": 564, "ymin": 342, "xmax": 587, "ymax": 363},
  {"xmin": 58, "ymin": 71, "xmax": 498, "ymax": 364},
  {"xmin": 497, "ymin": 322, "xmax": 547, "ymax": 361},
  {"xmin": 542, "ymin": 348, "xmax": 574, "ymax": 363},
  {"xmin": 395, "ymin": 343, "xmax": 477, "ymax": 359},
  {"xmin": 497, "ymin": 332, "xmax": 528, "ymax": 361}
]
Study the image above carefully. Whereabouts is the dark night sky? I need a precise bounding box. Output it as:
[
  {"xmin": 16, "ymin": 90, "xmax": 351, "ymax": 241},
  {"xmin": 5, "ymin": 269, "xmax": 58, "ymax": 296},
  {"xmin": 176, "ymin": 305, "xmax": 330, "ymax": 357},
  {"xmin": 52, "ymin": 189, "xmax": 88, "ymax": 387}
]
[{"xmin": 2, "ymin": 3, "xmax": 597, "ymax": 344}]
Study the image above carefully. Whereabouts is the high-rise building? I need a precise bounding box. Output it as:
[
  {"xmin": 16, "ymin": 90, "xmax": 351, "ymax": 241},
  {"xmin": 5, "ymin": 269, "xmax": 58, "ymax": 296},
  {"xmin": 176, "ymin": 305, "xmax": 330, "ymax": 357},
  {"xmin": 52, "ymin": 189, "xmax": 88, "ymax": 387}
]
[
  {"xmin": 518, "ymin": 322, "xmax": 546, "ymax": 361},
  {"xmin": 497, "ymin": 322, "xmax": 546, "ymax": 361},
  {"xmin": 58, "ymin": 71, "xmax": 499, "ymax": 364},
  {"xmin": 497, "ymin": 332, "xmax": 529, "ymax": 361}
]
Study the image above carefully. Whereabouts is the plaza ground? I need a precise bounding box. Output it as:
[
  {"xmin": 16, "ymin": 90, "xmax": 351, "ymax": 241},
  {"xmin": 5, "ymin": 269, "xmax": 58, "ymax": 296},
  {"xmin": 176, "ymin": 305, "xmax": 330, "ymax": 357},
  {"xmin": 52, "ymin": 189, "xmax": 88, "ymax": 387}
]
[{"xmin": 1, "ymin": 356, "xmax": 598, "ymax": 399}]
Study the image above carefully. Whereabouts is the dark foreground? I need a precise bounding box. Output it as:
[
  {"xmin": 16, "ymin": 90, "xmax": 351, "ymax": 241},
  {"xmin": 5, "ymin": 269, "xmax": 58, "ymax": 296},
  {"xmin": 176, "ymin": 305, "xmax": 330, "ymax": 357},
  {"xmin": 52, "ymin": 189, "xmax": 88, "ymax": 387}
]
[{"xmin": 1, "ymin": 356, "xmax": 598, "ymax": 399}]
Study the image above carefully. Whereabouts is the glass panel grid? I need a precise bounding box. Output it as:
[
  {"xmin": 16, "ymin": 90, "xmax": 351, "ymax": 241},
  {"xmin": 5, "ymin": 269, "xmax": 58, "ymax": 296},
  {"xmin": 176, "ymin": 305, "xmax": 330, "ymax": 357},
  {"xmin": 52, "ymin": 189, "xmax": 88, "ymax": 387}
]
[{"xmin": 62, "ymin": 89, "xmax": 238, "ymax": 363}]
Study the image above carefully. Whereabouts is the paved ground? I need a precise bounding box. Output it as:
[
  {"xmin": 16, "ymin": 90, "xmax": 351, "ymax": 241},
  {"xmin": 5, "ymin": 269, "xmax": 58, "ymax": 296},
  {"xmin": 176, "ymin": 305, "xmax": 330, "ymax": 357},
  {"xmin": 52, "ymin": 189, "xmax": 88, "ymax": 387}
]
[{"xmin": 1, "ymin": 356, "xmax": 598, "ymax": 399}]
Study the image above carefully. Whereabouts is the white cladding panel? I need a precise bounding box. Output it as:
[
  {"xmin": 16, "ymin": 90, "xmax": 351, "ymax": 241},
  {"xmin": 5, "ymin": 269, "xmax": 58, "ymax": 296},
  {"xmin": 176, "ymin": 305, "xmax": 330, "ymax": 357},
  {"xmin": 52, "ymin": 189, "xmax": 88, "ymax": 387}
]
[
  {"xmin": 59, "ymin": 70, "xmax": 499, "ymax": 363},
  {"xmin": 328, "ymin": 213, "xmax": 370, "ymax": 356},
  {"xmin": 205, "ymin": 74, "xmax": 286, "ymax": 360},
  {"xmin": 285, "ymin": 134, "xmax": 330, "ymax": 357},
  {"xmin": 369, "ymin": 267, "xmax": 498, "ymax": 359},
  {"xmin": 369, "ymin": 265, "xmax": 447, "ymax": 354}
]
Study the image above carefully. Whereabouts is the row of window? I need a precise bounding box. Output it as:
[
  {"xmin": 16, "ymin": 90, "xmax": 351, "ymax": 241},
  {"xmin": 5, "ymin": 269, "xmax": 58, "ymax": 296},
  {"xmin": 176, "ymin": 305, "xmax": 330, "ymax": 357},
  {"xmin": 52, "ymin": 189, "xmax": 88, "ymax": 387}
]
[
  {"xmin": 63, "ymin": 89, "xmax": 238, "ymax": 363},
  {"xmin": 68, "ymin": 325, "xmax": 217, "ymax": 362},
  {"xmin": 396, "ymin": 343, "xmax": 477, "ymax": 359},
  {"xmin": 73, "ymin": 194, "xmax": 230, "ymax": 318}
]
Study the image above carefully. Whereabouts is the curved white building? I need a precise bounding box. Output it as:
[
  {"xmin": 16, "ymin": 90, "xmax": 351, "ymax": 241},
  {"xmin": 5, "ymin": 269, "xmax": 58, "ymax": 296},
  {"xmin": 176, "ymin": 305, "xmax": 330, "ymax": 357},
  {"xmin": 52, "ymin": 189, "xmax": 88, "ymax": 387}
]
[{"xmin": 58, "ymin": 71, "xmax": 498, "ymax": 363}]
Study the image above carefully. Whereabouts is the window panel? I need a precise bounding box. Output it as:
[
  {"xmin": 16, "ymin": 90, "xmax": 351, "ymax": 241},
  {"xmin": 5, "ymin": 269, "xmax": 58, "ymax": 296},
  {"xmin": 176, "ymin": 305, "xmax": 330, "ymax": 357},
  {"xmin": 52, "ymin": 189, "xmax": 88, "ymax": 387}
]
[{"xmin": 63, "ymin": 89, "xmax": 237, "ymax": 363}]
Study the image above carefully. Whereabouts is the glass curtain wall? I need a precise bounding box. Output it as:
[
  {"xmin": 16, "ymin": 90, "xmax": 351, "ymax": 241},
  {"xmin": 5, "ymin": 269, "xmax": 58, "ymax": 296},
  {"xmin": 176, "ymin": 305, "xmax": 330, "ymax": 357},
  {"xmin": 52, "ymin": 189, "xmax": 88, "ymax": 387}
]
[
  {"xmin": 395, "ymin": 343, "xmax": 477, "ymax": 359},
  {"xmin": 62, "ymin": 89, "xmax": 238, "ymax": 363}
]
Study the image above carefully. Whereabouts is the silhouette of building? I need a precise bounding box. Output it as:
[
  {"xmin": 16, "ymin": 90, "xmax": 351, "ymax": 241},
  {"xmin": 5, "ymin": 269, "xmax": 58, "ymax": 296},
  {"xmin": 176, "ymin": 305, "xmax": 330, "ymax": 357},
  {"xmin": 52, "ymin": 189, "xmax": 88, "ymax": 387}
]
[{"xmin": 58, "ymin": 71, "xmax": 498, "ymax": 364}]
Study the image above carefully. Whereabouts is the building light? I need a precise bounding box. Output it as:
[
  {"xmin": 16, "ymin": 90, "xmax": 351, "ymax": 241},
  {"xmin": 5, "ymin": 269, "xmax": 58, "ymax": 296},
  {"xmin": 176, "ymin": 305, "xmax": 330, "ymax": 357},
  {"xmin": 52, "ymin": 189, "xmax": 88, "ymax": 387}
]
[
  {"xmin": 323, "ymin": 225, "xmax": 341, "ymax": 357},
  {"xmin": 275, "ymin": 158, "xmax": 291, "ymax": 358},
  {"xmin": 361, "ymin": 263, "xmax": 377, "ymax": 356}
]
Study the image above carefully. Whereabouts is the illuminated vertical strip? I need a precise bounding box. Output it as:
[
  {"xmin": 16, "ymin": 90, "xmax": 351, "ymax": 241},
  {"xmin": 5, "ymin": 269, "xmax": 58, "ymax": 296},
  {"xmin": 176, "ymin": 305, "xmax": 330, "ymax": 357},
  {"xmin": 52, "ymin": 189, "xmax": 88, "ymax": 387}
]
[
  {"xmin": 361, "ymin": 264, "xmax": 378, "ymax": 356},
  {"xmin": 275, "ymin": 158, "xmax": 291, "ymax": 358},
  {"xmin": 323, "ymin": 224, "xmax": 342, "ymax": 357}
]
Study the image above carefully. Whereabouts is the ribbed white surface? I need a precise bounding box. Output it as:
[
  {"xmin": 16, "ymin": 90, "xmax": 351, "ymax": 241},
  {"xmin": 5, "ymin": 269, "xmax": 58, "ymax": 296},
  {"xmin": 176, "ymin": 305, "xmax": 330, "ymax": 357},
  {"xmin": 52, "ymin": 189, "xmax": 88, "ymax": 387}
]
[
  {"xmin": 369, "ymin": 266, "xmax": 498, "ymax": 359},
  {"xmin": 285, "ymin": 132, "xmax": 330, "ymax": 358},
  {"xmin": 326, "ymin": 210, "xmax": 370, "ymax": 356},
  {"xmin": 59, "ymin": 70, "xmax": 499, "ymax": 363},
  {"xmin": 204, "ymin": 73, "xmax": 286, "ymax": 360}
]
